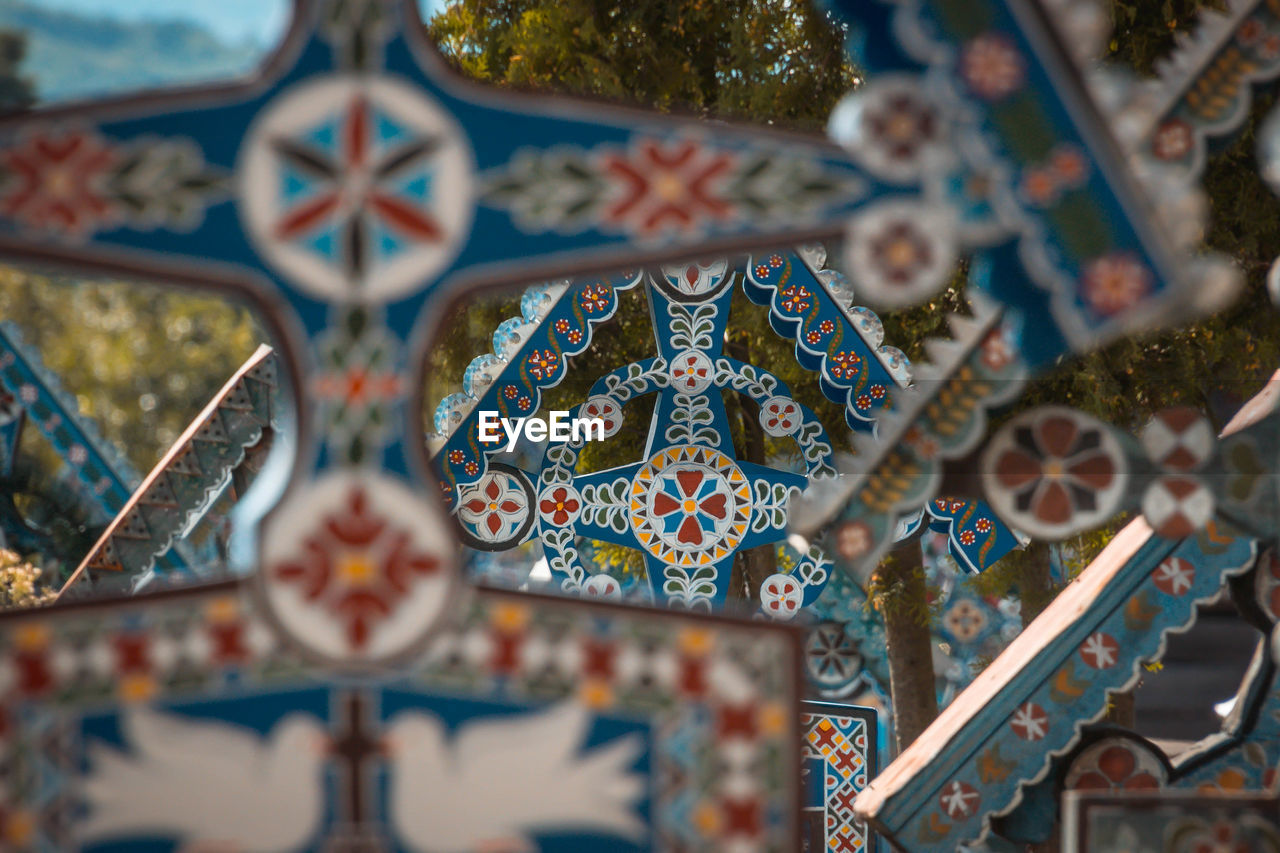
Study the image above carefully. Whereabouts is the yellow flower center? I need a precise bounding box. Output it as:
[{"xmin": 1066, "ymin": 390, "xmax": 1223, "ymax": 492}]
[
  {"xmin": 1042, "ymin": 458, "xmax": 1064, "ymax": 480},
  {"xmin": 337, "ymin": 551, "xmax": 376, "ymax": 584},
  {"xmin": 886, "ymin": 112, "xmax": 916, "ymax": 140},
  {"xmin": 682, "ymin": 498, "xmax": 697, "ymax": 512},
  {"xmin": 45, "ymin": 169, "xmax": 74, "ymax": 198},
  {"xmin": 884, "ymin": 238, "xmax": 917, "ymax": 268},
  {"xmin": 654, "ymin": 171, "xmax": 685, "ymax": 202}
]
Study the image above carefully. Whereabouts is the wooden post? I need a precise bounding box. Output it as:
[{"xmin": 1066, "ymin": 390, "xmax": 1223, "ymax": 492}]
[{"xmin": 879, "ymin": 539, "xmax": 938, "ymax": 753}]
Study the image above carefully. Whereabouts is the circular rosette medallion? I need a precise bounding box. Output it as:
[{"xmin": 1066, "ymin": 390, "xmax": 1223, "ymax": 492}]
[
  {"xmin": 454, "ymin": 463, "xmax": 535, "ymax": 550},
  {"xmin": 583, "ymin": 573, "xmax": 622, "ymax": 599},
  {"xmin": 759, "ymin": 572, "xmax": 804, "ymax": 620},
  {"xmin": 259, "ymin": 470, "xmax": 458, "ymax": 665},
  {"xmin": 581, "ymin": 396, "xmax": 623, "ymax": 438},
  {"xmin": 982, "ymin": 406, "xmax": 1127, "ymax": 540},
  {"xmin": 844, "ymin": 198, "xmax": 957, "ymax": 310},
  {"xmin": 1064, "ymin": 736, "xmax": 1168, "ymax": 792},
  {"xmin": 668, "ymin": 349, "xmax": 716, "ymax": 394},
  {"xmin": 759, "ymin": 396, "xmax": 801, "ymax": 437},
  {"xmin": 238, "ymin": 74, "xmax": 474, "ymax": 301},
  {"xmin": 629, "ymin": 445, "xmax": 751, "ymax": 568}
]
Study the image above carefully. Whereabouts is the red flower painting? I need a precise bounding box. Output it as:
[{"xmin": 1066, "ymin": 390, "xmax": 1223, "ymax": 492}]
[{"xmin": 273, "ymin": 486, "xmax": 441, "ymax": 651}]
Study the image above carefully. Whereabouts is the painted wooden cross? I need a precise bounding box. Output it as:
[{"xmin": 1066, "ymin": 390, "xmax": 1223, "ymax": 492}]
[
  {"xmin": 0, "ymin": 0, "xmax": 1263, "ymax": 848},
  {"xmin": 0, "ymin": 0, "xmax": 1234, "ymax": 661}
]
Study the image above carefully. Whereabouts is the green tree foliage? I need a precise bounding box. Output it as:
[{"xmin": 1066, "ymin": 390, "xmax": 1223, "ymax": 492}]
[
  {"xmin": 428, "ymin": 0, "xmax": 854, "ymax": 131},
  {"xmin": 0, "ymin": 546, "xmax": 52, "ymax": 607},
  {"xmin": 0, "ymin": 269, "xmax": 261, "ymax": 475}
]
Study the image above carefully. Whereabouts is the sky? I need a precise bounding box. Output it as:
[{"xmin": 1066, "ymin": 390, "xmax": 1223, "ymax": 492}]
[{"xmin": 30, "ymin": 0, "xmax": 447, "ymax": 46}]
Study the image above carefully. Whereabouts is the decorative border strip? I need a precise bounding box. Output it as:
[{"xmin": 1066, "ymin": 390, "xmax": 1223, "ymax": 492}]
[
  {"xmin": 0, "ymin": 578, "xmax": 804, "ymax": 851},
  {"xmin": 58, "ymin": 346, "xmax": 278, "ymax": 595},
  {"xmin": 857, "ymin": 517, "xmax": 1257, "ymax": 849}
]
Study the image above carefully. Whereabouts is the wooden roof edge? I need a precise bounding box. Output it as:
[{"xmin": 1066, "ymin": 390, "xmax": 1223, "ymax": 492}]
[
  {"xmin": 1221, "ymin": 367, "xmax": 1280, "ymax": 437},
  {"xmin": 55, "ymin": 344, "xmax": 275, "ymax": 598},
  {"xmin": 857, "ymin": 369, "xmax": 1280, "ymax": 818},
  {"xmin": 855, "ymin": 514, "xmax": 1155, "ymax": 817}
]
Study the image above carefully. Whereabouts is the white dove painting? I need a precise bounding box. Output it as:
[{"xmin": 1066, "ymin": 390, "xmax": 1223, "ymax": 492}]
[
  {"xmin": 386, "ymin": 700, "xmax": 648, "ymax": 852},
  {"xmin": 77, "ymin": 704, "xmax": 328, "ymax": 851}
]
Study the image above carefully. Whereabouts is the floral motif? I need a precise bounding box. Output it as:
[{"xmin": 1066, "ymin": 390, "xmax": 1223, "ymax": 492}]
[
  {"xmin": 457, "ymin": 470, "xmax": 530, "ymax": 544},
  {"xmin": 1079, "ymin": 631, "xmax": 1119, "ymax": 669},
  {"xmin": 959, "ymin": 34, "xmax": 1025, "ymax": 101},
  {"xmin": 489, "ymin": 142, "xmax": 857, "ymax": 238},
  {"xmin": 760, "ymin": 397, "xmax": 800, "ymax": 437},
  {"xmin": 526, "ymin": 349, "xmax": 560, "ymax": 381},
  {"xmin": 579, "ymin": 283, "xmax": 612, "ymax": 313},
  {"xmin": 670, "ymin": 350, "xmax": 714, "ymax": 394},
  {"xmin": 629, "ymin": 446, "xmax": 750, "ymax": 569},
  {"xmin": 0, "ymin": 129, "xmax": 224, "ymax": 237},
  {"xmin": 257, "ymin": 89, "xmax": 455, "ymax": 287},
  {"xmin": 846, "ymin": 78, "xmax": 946, "ymax": 182},
  {"xmin": 943, "ymin": 600, "xmax": 987, "ymax": 642},
  {"xmin": 1151, "ymin": 118, "xmax": 1194, "ymax": 162},
  {"xmin": 871, "ymin": 223, "xmax": 931, "ymax": 282},
  {"xmin": 846, "ymin": 200, "xmax": 956, "ymax": 309},
  {"xmin": 1239, "ymin": 17, "xmax": 1266, "ymax": 45},
  {"xmin": 582, "ymin": 573, "xmax": 622, "ymax": 598},
  {"xmin": 312, "ymin": 308, "xmax": 405, "ymax": 461},
  {"xmin": 1150, "ymin": 555, "xmax": 1196, "ymax": 597},
  {"xmin": 657, "ymin": 258, "xmax": 730, "ymax": 300},
  {"xmin": 1140, "ymin": 406, "xmax": 1215, "ymax": 472},
  {"xmin": 581, "ymin": 396, "xmax": 623, "ymax": 438},
  {"xmin": 600, "ymin": 138, "xmax": 735, "ymax": 236},
  {"xmin": 1009, "ymin": 702, "xmax": 1048, "ymax": 741},
  {"xmin": 538, "ymin": 485, "xmax": 581, "ymax": 526},
  {"xmin": 0, "ymin": 128, "xmax": 115, "ymax": 234},
  {"xmin": 759, "ymin": 573, "xmax": 803, "ymax": 620},
  {"xmin": 1066, "ymin": 741, "xmax": 1163, "ymax": 791},
  {"xmin": 834, "ymin": 520, "xmax": 873, "ymax": 562},
  {"xmin": 780, "ymin": 285, "xmax": 811, "ymax": 313},
  {"xmin": 1142, "ymin": 474, "xmax": 1213, "ymax": 539},
  {"xmin": 805, "ymin": 622, "xmax": 864, "ymax": 689},
  {"xmin": 1050, "ymin": 146, "xmax": 1089, "ymax": 187},
  {"xmin": 938, "ymin": 780, "xmax": 981, "ymax": 819},
  {"xmin": 650, "ymin": 467, "xmax": 732, "ymax": 548},
  {"xmin": 828, "ymin": 351, "xmax": 862, "ymax": 380},
  {"xmin": 1081, "ymin": 253, "xmax": 1152, "ymax": 317},
  {"xmin": 985, "ymin": 407, "xmax": 1125, "ymax": 539},
  {"xmin": 1020, "ymin": 167, "xmax": 1058, "ymax": 207},
  {"xmin": 271, "ymin": 484, "xmax": 444, "ymax": 652}
]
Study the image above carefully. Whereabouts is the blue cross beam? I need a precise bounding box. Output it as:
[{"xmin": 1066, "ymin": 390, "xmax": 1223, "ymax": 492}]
[{"xmin": 0, "ymin": 0, "xmax": 1229, "ymax": 663}]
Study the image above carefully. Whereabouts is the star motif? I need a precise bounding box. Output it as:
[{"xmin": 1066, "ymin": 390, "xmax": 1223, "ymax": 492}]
[
  {"xmin": 1079, "ymin": 632, "xmax": 1119, "ymax": 669},
  {"xmin": 272, "ymin": 95, "xmax": 444, "ymax": 283}
]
